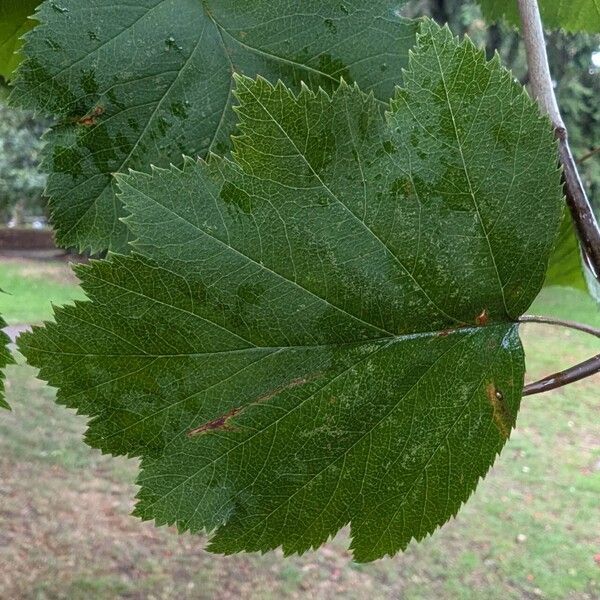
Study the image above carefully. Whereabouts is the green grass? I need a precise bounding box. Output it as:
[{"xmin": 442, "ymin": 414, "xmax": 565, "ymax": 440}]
[
  {"xmin": 1, "ymin": 259, "xmax": 599, "ymax": 599},
  {"xmin": 0, "ymin": 258, "xmax": 86, "ymax": 324},
  {"xmin": 531, "ymin": 285, "xmax": 600, "ymax": 327}
]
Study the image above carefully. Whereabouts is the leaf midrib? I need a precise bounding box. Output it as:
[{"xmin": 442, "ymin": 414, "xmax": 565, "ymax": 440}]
[
  {"xmin": 429, "ymin": 33, "xmax": 510, "ymax": 317},
  {"xmin": 65, "ymin": 323, "xmax": 509, "ymax": 453},
  {"xmin": 24, "ymin": 323, "xmax": 497, "ymax": 357}
]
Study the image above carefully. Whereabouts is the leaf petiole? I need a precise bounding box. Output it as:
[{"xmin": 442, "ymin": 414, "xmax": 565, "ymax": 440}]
[
  {"xmin": 523, "ymin": 353, "xmax": 600, "ymax": 396},
  {"xmin": 519, "ymin": 314, "xmax": 600, "ymax": 395},
  {"xmin": 519, "ymin": 314, "xmax": 600, "ymax": 338}
]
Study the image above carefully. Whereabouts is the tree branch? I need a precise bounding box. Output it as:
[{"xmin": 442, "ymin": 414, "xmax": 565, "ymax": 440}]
[
  {"xmin": 519, "ymin": 314, "xmax": 600, "ymax": 338},
  {"xmin": 523, "ymin": 353, "xmax": 600, "ymax": 396},
  {"xmin": 578, "ymin": 146, "xmax": 600, "ymax": 165},
  {"xmin": 519, "ymin": 315, "xmax": 600, "ymax": 396},
  {"xmin": 517, "ymin": 0, "xmax": 600, "ymax": 281}
]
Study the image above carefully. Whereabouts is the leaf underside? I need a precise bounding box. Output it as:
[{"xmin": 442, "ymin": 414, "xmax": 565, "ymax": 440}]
[
  {"xmin": 478, "ymin": 0, "xmax": 600, "ymax": 33},
  {"xmin": 20, "ymin": 22, "xmax": 563, "ymax": 561},
  {"xmin": 0, "ymin": 0, "xmax": 39, "ymax": 81},
  {"xmin": 9, "ymin": 0, "xmax": 418, "ymax": 252}
]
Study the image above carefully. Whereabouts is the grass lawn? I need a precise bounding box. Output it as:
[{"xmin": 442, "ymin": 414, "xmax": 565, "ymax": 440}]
[
  {"xmin": 1, "ymin": 258, "xmax": 599, "ymax": 599},
  {"xmin": 0, "ymin": 258, "xmax": 86, "ymax": 325}
]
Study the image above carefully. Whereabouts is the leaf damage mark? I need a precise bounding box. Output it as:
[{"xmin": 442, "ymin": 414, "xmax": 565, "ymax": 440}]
[
  {"xmin": 475, "ymin": 309, "xmax": 489, "ymax": 326},
  {"xmin": 77, "ymin": 105, "xmax": 104, "ymax": 126},
  {"xmin": 187, "ymin": 407, "xmax": 242, "ymax": 437},
  {"xmin": 486, "ymin": 383, "xmax": 512, "ymax": 439},
  {"xmin": 187, "ymin": 373, "xmax": 322, "ymax": 438},
  {"xmin": 253, "ymin": 374, "xmax": 321, "ymax": 405}
]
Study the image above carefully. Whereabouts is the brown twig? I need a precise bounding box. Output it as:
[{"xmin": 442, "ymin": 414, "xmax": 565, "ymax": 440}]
[
  {"xmin": 557, "ymin": 134, "xmax": 600, "ymax": 279},
  {"xmin": 523, "ymin": 353, "xmax": 600, "ymax": 396},
  {"xmin": 519, "ymin": 315, "xmax": 600, "ymax": 396},
  {"xmin": 519, "ymin": 315, "xmax": 600, "ymax": 338},
  {"xmin": 578, "ymin": 146, "xmax": 600, "ymax": 165},
  {"xmin": 517, "ymin": 0, "xmax": 600, "ymax": 281}
]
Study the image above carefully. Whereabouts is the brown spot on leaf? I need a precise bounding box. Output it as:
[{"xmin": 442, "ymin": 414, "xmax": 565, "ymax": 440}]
[
  {"xmin": 187, "ymin": 373, "xmax": 322, "ymax": 438},
  {"xmin": 254, "ymin": 374, "xmax": 320, "ymax": 404},
  {"xmin": 187, "ymin": 407, "xmax": 242, "ymax": 437},
  {"xmin": 486, "ymin": 383, "xmax": 512, "ymax": 439},
  {"xmin": 475, "ymin": 309, "xmax": 489, "ymax": 326},
  {"xmin": 77, "ymin": 106, "xmax": 104, "ymax": 126}
]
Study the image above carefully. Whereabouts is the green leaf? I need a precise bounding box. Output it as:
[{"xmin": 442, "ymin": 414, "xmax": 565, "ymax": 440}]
[
  {"xmin": 9, "ymin": 0, "xmax": 418, "ymax": 253},
  {"xmin": 0, "ymin": 0, "xmax": 39, "ymax": 81},
  {"xmin": 544, "ymin": 212, "xmax": 600, "ymax": 302},
  {"xmin": 478, "ymin": 0, "xmax": 600, "ymax": 33},
  {"xmin": 0, "ymin": 314, "xmax": 14, "ymax": 410},
  {"xmin": 20, "ymin": 22, "xmax": 564, "ymax": 560},
  {"xmin": 544, "ymin": 211, "xmax": 587, "ymax": 291},
  {"xmin": 584, "ymin": 261, "xmax": 600, "ymax": 303}
]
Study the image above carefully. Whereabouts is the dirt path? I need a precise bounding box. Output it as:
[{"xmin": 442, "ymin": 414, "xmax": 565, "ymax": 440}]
[{"xmin": 3, "ymin": 325, "xmax": 31, "ymax": 343}]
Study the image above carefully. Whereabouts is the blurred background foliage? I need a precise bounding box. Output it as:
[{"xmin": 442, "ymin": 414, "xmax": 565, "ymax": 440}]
[{"xmin": 0, "ymin": 86, "xmax": 48, "ymax": 225}]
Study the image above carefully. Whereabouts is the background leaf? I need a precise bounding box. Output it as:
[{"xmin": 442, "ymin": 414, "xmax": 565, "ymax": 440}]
[
  {"xmin": 477, "ymin": 0, "xmax": 600, "ymax": 33},
  {"xmin": 9, "ymin": 0, "xmax": 418, "ymax": 252},
  {"xmin": 0, "ymin": 0, "xmax": 39, "ymax": 81},
  {"xmin": 0, "ymin": 314, "xmax": 14, "ymax": 410},
  {"xmin": 544, "ymin": 211, "xmax": 588, "ymax": 290},
  {"xmin": 20, "ymin": 22, "xmax": 564, "ymax": 560}
]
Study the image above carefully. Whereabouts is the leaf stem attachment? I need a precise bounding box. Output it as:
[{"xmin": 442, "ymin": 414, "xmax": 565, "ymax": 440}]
[{"xmin": 519, "ymin": 314, "xmax": 600, "ymax": 338}]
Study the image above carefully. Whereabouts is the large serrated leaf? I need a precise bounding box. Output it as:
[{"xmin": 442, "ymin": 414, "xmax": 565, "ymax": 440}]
[
  {"xmin": 20, "ymin": 22, "xmax": 564, "ymax": 561},
  {"xmin": 9, "ymin": 0, "xmax": 418, "ymax": 252},
  {"xmin": 478, "ymin": 0, "xmax": 600, "ymax": 33},
  {"xmin": 0, "ymin": 0, "xmax": 39, "ymax": 81}
]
